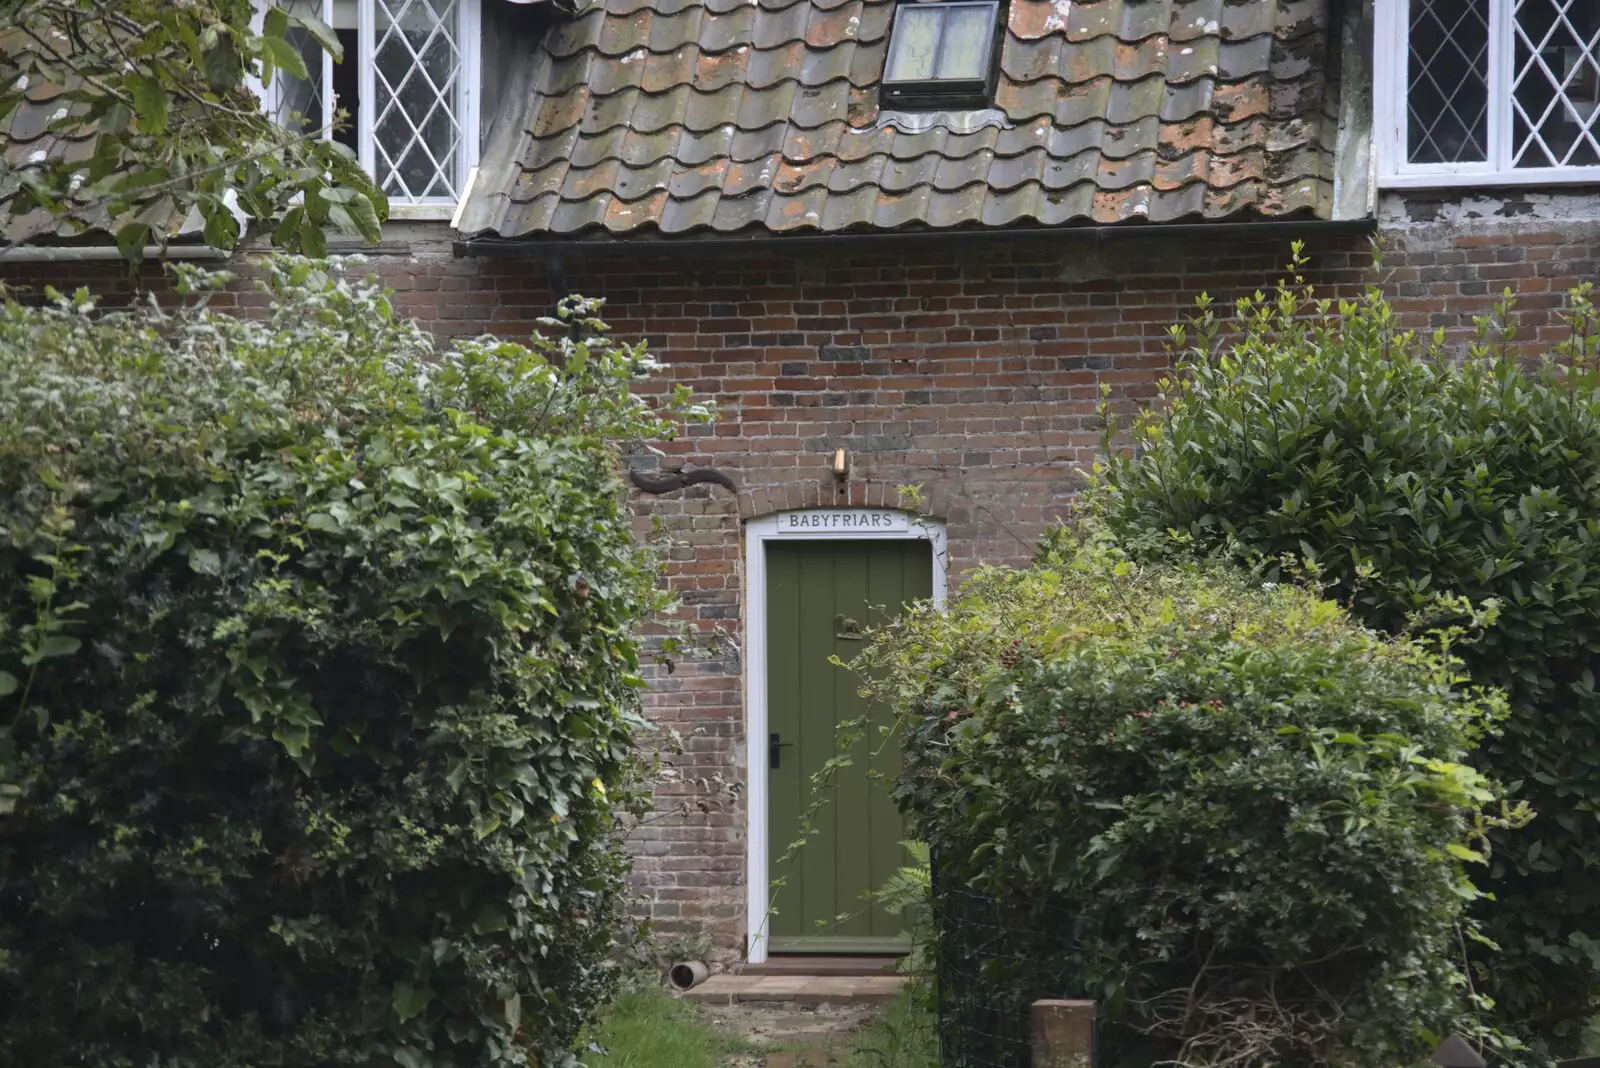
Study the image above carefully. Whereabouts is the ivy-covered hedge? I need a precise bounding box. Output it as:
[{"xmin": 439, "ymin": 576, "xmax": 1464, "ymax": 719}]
[
  {"xmin": 853, "ymin": 533, "xmax": 1512, "ymax": 1067},
  {"xmin": 0, "ymin": 261, "xmax": 704, "ymax": 1067},
  {"xmin": 1098, "ymin": 250, "xmax": 1600, "ymax": 1056}
]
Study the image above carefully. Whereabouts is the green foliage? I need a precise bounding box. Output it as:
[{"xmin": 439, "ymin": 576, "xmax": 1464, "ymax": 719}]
[
  {"xmin": 840, "ymin": 981, "xmax": 940, "ymax": 1068},
  {"xmin": 3, "ymin": 2, "xmax": 385, "ymax": 261},
  {"xmin": 575, "ymin": 981, "xmax": 937, "ymax": 1068},
  {"xmin": 874, "ymin": 841, "xmax": 934, "ymax": 980},
  {"xmin": 852, "ymin": 531, "xmax": 1519, "ymax": 1067},
  {"xmin": 578, "ymin": 988, "xmax": 749, "ymax": 1068},
  {"xmin": 0, "ymin": 260, "xmax": 708, "ymax": 1067},
  {"xmin": 1097, "ymin": 243, "xmax": 1600, "ymax": 1055}
]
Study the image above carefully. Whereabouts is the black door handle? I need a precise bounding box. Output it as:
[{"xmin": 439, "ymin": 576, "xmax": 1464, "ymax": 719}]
[{"xmin": 770, "ymin": 732, "xmax": 794, "ymax": 770}]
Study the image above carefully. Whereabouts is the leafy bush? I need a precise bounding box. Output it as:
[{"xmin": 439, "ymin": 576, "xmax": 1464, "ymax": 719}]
[
  {"xmin": 874, "ymin": 841, "xmax": 934, "ymax": 981},
  {"xmin": 0, "ymin": 261, "xmax": 705, "ymax": 1067},
  {"xmin": 1097, "ymin": 246, "xmax": 1600, "ymax": 1055},
  {"xmin": 852, "ymin": 532, "xmax": 1513, "ymax": 1067}
]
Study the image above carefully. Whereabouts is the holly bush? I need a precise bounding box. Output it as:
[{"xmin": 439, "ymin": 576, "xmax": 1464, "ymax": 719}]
[
  {"xmin": 0, "ymin": 260, "xmax": 707, "ymax": 1067},
  {"xmin": 1097, "ymin": 245, "xmax": 1600, "ymax": 1057},
  {"xmin": 852, "ymin": 531, "xmax": 1517, "ymax": 1068}
]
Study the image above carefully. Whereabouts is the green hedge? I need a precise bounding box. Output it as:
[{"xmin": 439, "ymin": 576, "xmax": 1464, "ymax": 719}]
[
  {"xmin": 855, "ymin": 533, "xmax": 1510, "ymax": 1066},
  {"xmin": 0, "ymin": 261, "xmax": 705, "ymax": 1067},
  {"xmin": 1098, "ymin": 250, "xmax": 1600, "ymax": 1055}
]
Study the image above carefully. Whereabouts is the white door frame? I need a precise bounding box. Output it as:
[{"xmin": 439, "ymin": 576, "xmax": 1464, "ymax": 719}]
[{"xmin": 742, "ymin": 510, "xmax": 948, "ymax": 963}]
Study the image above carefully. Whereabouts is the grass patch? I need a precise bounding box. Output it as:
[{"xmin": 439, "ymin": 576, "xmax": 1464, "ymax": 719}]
[
  {"xmin": 579, "ymin": 987, "xmax": 759, "ymax": 1068},
  {"xmin": 579, "ymin": 982, "xmax": 939, "ymax": 1068},
  {"xmin": 838, "ymin": 984, "xmax": 938, "ymax": 1068}
]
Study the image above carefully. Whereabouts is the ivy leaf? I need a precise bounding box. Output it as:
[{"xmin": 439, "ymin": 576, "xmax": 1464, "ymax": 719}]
[
  {"xmin": 189, "ymin": 548, "xmax": 222, "ymax": 576},
  {"xmin": 343, "ymin": 194, "xmax": 383, "ymax": 244},
  {"xmin": 272, "ymin": 724, "xmax": 310, "ymax": 758},
  {"xmin": 261, "ymin": 34, "xmax": 309, "ymax": 83},
  {"xmin": 444, "ymin": 758, "xmax": 468, "ymax": 794},
  {"xmin": 201, "ymin": 41, "xmax": 243, "ymax": 91},
  {"xmin": 126, "ymin": 76, "xmax": 170, "ymax": 135},
  {"xmin": 101, "ymin": 102, "xmax": 133, "ymax": 136},
  {"xmin": 202, "ymin": 207, "xmax": 240, "ymax": 251},
  {"xmin": 273, "ymin": 205, "xmax": 306, "ymax": 248},
  {"xmin": 471, "ymin": 906, "xmax": 509, "ymax": 934},
  {"xmin": 0, "ymin": 671, "xmax": 17, "ymax": 696},
  {"xmin": 115, "ymin": 222, "xmax": 152, "ymax": 267},
  {"xmin": 297, "ymin": 212, "xmax": 328, "ymax": 257},
  {"xmin": 34, "ymin": 637, "xmax": 81, "ymax": 660},
  {"xmin": 263, "ymin": 5, "xmax": 290, "ymax": 39},
  {"xmin": 393, "ymin": 1048, "xmax": 432, "ymax": 1068},
  {"xmin": 286, "ymin": 7, "xmax": 342, "ymax": 58},
  {"xmin": 392, "ymin": 982, "xmax": 433, "ymax": 1023}
]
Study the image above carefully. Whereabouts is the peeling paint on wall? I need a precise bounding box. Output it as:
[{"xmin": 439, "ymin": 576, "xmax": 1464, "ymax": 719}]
[
  {"xmin": 1382, "ymin": 190, "xmax": 1600, "ymax": 226},
  {"xmin": 1378, "ymin": 190, "xmax": 1600, "ymax": 252}
]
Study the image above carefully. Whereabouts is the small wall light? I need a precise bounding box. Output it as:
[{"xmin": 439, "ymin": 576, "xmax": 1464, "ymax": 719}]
[{"xmin": 832, "ymin": 447, "xmax": 850, "ymax": 482}]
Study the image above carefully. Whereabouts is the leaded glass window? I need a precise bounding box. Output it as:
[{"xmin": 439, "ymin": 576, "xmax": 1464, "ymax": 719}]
[
  {"xmin": 264, "ymin": 0, "xmax": 478, "ymax": 208},
  {"xmin": 1381, "ymin": 0, "xmax": 1600, "ymax": 185},
  {"xmin": 1511, "ymin": 0, "xmax": 1600, "ymax": 168},
  {"xmin": 1407, "ymin": 0, "xmax": 1490, "ymax": 163},
  {"xmin": 372, "ymin": 0, "xmax": 466, "ymax": 202}
]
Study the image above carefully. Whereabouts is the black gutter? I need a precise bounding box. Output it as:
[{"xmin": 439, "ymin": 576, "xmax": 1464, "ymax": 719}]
[{"xmin": 453, "ymin": 216, "xmax": 1377, "ymax": 261}]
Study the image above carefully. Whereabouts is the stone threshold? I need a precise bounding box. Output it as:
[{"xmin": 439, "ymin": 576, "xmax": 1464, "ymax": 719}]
[
  {"xmin": 679, "ymin": 974, "xmax": 907, "ymax": 1005},
  {"xmin": 741, "ymin": 955, "xmax": 902, "ymax": 977}
]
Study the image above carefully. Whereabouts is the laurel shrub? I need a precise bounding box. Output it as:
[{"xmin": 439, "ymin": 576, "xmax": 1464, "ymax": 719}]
[
  {"xmin": 1097, "ymin": 247, "xmax": 1600, "ymax": 1055},
  {"xmin": 853, "ymin": 531, "xmax": 1514, "ymax": 1066},
  {"xmin": 0, "ymin": 260, "xmax": 705, "ymax": 1067}
]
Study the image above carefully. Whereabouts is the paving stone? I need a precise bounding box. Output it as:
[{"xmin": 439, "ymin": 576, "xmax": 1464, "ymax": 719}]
[
  {"xmin": 737, "ymin": 976, "xmax": 818, "ymax": 1001},
  {"xmin": 680, "ymin": 974, "xmax": 744, "ymax": 1005},
  {"xmin": 792, "ymin": 977, "xmax": 862, "ymax": 1005},
  {"xmin": 849, "ymin": 976, "xmax": 907, "ymax": 1002},
  {"xmin": 681, "ymin": 972, "xmax": 909, "ymax": 1005}
]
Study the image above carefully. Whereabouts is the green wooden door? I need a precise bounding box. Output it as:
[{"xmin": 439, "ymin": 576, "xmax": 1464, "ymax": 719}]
[{"xmin": 766, "ymin": 538, "xmax": 933, "ymax": 953}]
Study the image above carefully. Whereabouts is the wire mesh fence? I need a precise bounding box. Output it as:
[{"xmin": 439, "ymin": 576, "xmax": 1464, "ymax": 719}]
[{"xmin": 930, "ymin": 859, "xmax": 1100, "ymax": 1068}]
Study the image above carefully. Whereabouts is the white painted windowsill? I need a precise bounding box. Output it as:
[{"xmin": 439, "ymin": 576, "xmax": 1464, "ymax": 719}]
[
  {"xmin": 387, "ymin": 203, "xmax": 459, "ymax": 222},
  {"xmin": 1379, "ymin": 169, "xmax": 1600, "ymax": 190}
]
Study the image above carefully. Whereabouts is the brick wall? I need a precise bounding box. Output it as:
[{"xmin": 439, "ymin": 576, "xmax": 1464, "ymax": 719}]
[{"xmin": 5, "ymin": 192, "xmax": 1599, "ymax": 962}]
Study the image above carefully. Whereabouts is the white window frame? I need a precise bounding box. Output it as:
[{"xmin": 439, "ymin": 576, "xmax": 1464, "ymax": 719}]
[
  {"xmin": 1375, "ymin": 0, "xmax": 1600, "ymax": 189},
  {"xmin": 255, "ymin": 0, "xmax": 480, "ymax": 219}
]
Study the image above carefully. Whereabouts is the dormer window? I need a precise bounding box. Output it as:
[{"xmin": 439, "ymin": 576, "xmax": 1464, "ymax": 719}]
[
  {"xmin": 264, "ymin": 0, "xmax": 480, "ymax": 213},
  {"xmin": 1375, "ymin": 0, "xmax": 1600, "ymax": 187},
  {"xmin": 881, "ymin": 0, "xmax": 1000, "ymax": 111}
]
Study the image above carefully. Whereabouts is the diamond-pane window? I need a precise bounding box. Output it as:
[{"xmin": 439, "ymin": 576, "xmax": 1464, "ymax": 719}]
[
  {"xmin": 1407, "ymin": 0, "xmax": 1490, "ymax": 163},
  {"xmin": 277, "ymin": 27, "xmax": 329, "ymax": 134},
  {"xmin": 373, "ymin": 0, "xmax": 464, "ymax": 201},
  {"xmin": 1381, "ymin": 0, "xmax": 1600, "ymax": 185},
  {"xmin": 1512, "ymin": 0, "xmax": 1600, "ymax": 168},
  {"xmin": 258, "ymin": 0, "xmax": 478, "ymax": 208}
]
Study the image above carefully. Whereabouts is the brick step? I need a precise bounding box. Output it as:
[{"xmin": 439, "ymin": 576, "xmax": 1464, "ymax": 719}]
[
  {"xmin": 680, "ymin": 974, "xmax": 906, "ymax": 1005},
  {"xmin": 742, "ymin": 955, "xmax": 902, "ymax": 977}
]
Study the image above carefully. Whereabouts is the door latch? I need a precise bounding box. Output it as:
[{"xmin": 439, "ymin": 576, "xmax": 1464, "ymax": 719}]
[{"xmin": 769, "ymin": 732, "xmax": 794, "ymax": 770}]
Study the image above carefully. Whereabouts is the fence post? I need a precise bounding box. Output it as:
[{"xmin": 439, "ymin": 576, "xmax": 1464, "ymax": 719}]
[{"xmin": 1031, "ymin": 999, "xmax": 1096, "ymax": 1068}]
